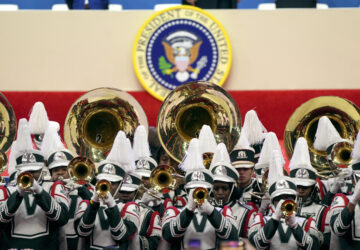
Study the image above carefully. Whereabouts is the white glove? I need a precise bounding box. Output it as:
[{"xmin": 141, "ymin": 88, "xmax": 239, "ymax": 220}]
[
  {"xmin": 62, "ymin": 179, "xmax": 82, "ymax": 193},
  {"xmin": 103, "ymin": 193, "xmax": 116, "ymax": 208},
  {"xmin": 185, "ymin": 189, "xmax": 197, "ymax": 212},
  {"xmin": 141, "ymin": 191, "xmax": 158, "ymax": 205},
  {"xmin": 349, "ymin": 181, "xmax": 360, "ymax": 205},
  {"xmin": 198, "ymin": 200, "xmax": 214, "ymax": 215},
  {"xmin": 16, "ymin": 186, "xmax": 25, "ymax": 197},
  {"xmin": 91, "ymin": 191, "xmax": 100, "ymax": 203},
  {"xmin": 31, "ymin": 180, "xmax": 43, "ymax": 194},
  {"xmin": 286, "ymin": 214, "xmax": 298, "ymax": 229},
  {"xmin": 259, "ymin": 197, "xmax": 270, "ymax": 214},
  {"xmin": 329, "ymin": 177, "xmax": 343, "ymax": 194},
  {"xmin": 271, "ymin": 199, "xmax": 285, "ymax": 221}
]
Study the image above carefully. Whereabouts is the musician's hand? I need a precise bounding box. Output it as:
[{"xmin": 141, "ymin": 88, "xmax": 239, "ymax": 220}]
[
  {"xmin": 286, "ymin": 214, "xmax": 298, "ymax": 229},
  {"xmin": 185, "ymin": 189, "xmax": 197, "ymax": 212},
  {"xmin": 271, "ymin": 199, "xmax": 284, "ymax": 221},
  {"xmin": 140, "ymin": 191, "xmax": 158, "ymax": 205},
  {"xmin": 198, "ymin": 200, "xmax": 214, "ymax": 215},
  {"xmin": 329, "ymin": 176, "xmax": 343, "ymax": 194},
  {"xmin": 31, "ymin": 180, "xmax": 43, "ymax": 194},
  {"xmin": 62, "ymin": 179, "xmax": 81, "ymax": 192},
  {"xmin": 16, "ymin": 186, "xmax": 25, "ymax": 197},
  {"xmin": 91, "ymin": 191, "xmax": 100, "ymax": 204},
  {"xmin": 259, "ymin": 196, "xmax": 270, "ymax": 214},
  {"xmin": 103, "ymin": 193, "xmax": 116, "ymax": 208}
]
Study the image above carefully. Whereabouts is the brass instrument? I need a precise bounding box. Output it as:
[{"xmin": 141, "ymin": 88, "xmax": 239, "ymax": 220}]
[
  {"xmin": 64, "ymin": 88, "xmax": 148, "ymax": 163},
  {"xmin": 250, "ymin": 168, "xmax": 270, "ymax": 199},
  {"xmin": 96, "ymin": 179, "xmax": 111, "ymax": 199},
  {"xmin": 17, "ymin": 172, "xmax": 34, "ymax": 190},
  {"xmin": 193, "ymin": 187, "xmax": 208, "ymax": 205},
  {"xmin": 0, "ymin": 92, "xmax": 16, "ymax": 155},
  {"xmin": 202, "ymin": 152, "xmax": 214, "ymax": 169},
  {"xmin": 68, "ymin": 156, "xmax": 96, "ymax": 184},
  {"xmin": 281, "ymin": 200, "xmax": 297, "ymax": 218},
  {"xmin": 157, "ymin": 81, "xmax": 241, "ymax": 163},
  {"xmin": 284, "ymin": 96, "xmax": 360, "ymax": 176},
  {"xmin": 0, "ymin": 151, "xmax": 8, "ymax": 183},
  {"xmin": 150, "ymin": 165, "xmax": 177, "ymax": 193},
  {"xmin": 137, "ymin": 185, "xmax": 163, "ymax": 200},
  {"xmin": 0, "ymin": 92, "xmax": 16, "ymax": 182}
]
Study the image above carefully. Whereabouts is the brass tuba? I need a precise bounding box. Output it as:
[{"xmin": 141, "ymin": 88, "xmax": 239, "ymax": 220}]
[
  {"xmin": 284, "ymin": 96, "xmax": 360, "ymax": 175},
  {"xmin": 0, "ymin": 92, "xmax": 16, "ymax": 183},
  {"xmin": 64, "ymin": 88, "xmax": 148, "ymax": 163},
  {"xmin": 157, "ymin": 81, "xmax": 241, "ymax": 163},
  {"xmin": 68, "ymin": 156, "xmax": 96, "ymax": 184}
]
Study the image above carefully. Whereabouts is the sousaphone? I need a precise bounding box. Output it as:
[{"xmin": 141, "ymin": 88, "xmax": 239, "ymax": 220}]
[
  {"xmin": 284, "ymin": 96, "xmax": 360, "ymax": 174},
  {"xmin": 64, "ymin": 87, "xmax": 148, "ymax": 163},
  {"xmin": 157, "ymin": 81, "xmax": 241, "ymax": 163},
  {"xmin": 0, "ymin": 92, "xmax": 16, "ymax": 180}
]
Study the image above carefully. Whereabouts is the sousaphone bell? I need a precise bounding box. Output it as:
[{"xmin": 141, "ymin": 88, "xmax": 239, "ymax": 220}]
[
  {"xmin": 284, "ymin": 96, "xmax": 360, "ymax": 175},
  {"xmin": 157, "ymin": 81, "xmax": 241, "ymax": 164},
  {"xmin": 64, "ymin": 88, "xmax": 148, "ymax": 163}
]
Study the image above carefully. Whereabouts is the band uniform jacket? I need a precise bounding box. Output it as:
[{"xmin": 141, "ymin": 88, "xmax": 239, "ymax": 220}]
[
  {"xmin": 74, "ymin": 200, "xmax": 140, "ymax": 249},
  {"xmin": 162, "ymin": 205, "xmax": 239, "ymax": 250},
  {"xmin": 248, "ymin": 205, "xmax": 321, "ymax": 250},
  {"xmin": 0, "ymin": 180, "xmax": 70, "ymax": 250},
  {"xmin": 329, "ymin": 193, "xmax": 360, "ymax": 249}
]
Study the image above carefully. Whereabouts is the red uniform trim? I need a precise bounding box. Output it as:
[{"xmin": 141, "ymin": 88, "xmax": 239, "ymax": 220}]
[
  {"xmin": 146, "ymin": 211, "xmax": 160, "ymax": 237},
  {"xmin": 0, "ymin": 186, "xmax": 8, "ymax": 202},
  {"xmin": 332, "ymin": 193, "xmax": 349, "ymax": 206},
  {"xmin": 305, "ymin": 217, "xmax": 315, "ymax": 232},
  {"xmin": 162, "ymin": 206, "xmax": 180, "ymax": 224},
  {"xmin": 121, "ymin": 202, "xmax": 140, "ymax": 218},
  {"xmin": 163, "ymin": 198, "xmax": 173, "ymax": 209},
  {"xmin": 256, "ymin": 212, "xmax": 265, "ymax": 227},
  {"xmin": 222, "ymin": 206, "xmax": 233, "ymax": 218},
  {"xmin": 51, "ymin": 181, "xmax": 65, "ymax": 198},
  {"xmin": 321, "ymin": 206, "xmax": 330, "ymax": 232},
  {"xmin": 243, "ymin": 209, "xmax": 257, "ymax": 237},
  {"xmin": 316, "ymin": 178, "xmax": 325, "ymax": 199},
  {"xmin": 174, "ymin": 196, "xmax": 186, "ymax": 206},
  {"xmin": 246, "ymin": 202, "xmax": 258, "ymax": 212}
]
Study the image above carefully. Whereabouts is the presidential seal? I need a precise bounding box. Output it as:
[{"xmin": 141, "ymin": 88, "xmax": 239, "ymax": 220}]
[{"xmin": 133, "ymin": 6, "xmax": 232, "ymax": 101}]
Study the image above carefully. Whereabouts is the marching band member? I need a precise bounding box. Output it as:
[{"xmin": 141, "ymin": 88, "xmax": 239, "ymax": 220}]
[
  {"xmin": 74, "ymin": 131, "xmax": 140, "ymax": 249},
  {"xmin": 41, "ymin": 122, "xmax": 93, "ymax": 250},
  {"xmin": 0, "ymin": 119, "xmax": 70, "ymax": 250},
  {"xmin": 241, "ymin": 110, "xmax": 267, "ymax": 163},
  {"xmin": 254, "ymin": 132, "xmax": 286, "ymax": 214},
  {"xmin": 289, "ymin": 137, "xmax": 335, "ymax": 249},
  {"xmin": 133, "ymin": 125, "xmax": 170, "ymax": 213},
  {"xmin": 210, "ymin": 142, "xmax": 256, "ymax": 239},
  {"xmin": 117, "ymin": 171, "xmax": 162, "ymax": 250},
  {"xmin": 313, "ymin": 116, "xmax": 353, "ymax": 197},
  {"xmin": 230, "ymin": 130, "xmax": 260, "ymax": 210},
  {"xmin": 162, "ymin": 138, "xmax": 239, "ymax": 249},
  {"xmin": 328, "ymin": 130, "xmax": 360, "ymax": 249},
  {"xmin": 249, "ymin": 150, "xmax": 321, "ymax": 250}
]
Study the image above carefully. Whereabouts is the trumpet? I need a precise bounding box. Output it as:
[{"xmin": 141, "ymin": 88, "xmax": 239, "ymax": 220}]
[
  {"xmin": 68, "ymin": 156, "xmax": 96, "ymax": 184},
  {"xmin": 17, "ymin": 172, "xmax": 34, "ymax": 190},
  {"xmin": 193, "ymin": 187, "xmax": 208, "ymax": 205},
  {"xmin": 96, "ymin": 179, "xmax": 111, "ymax": 199},
  {"xmin": 150, "ymin": 165, "xmax": 177, "ymax": 193},
  {"xmin": 281, "ymin": 200, "xmax": 297, "ymax": 219}
]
